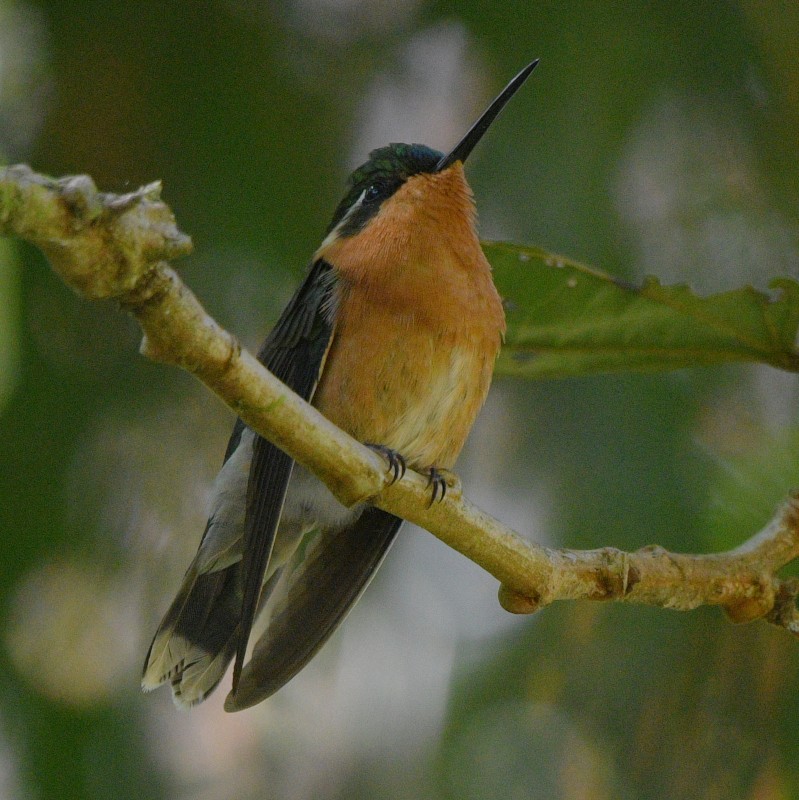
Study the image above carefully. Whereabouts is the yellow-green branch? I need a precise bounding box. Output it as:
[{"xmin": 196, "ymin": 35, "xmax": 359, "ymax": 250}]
[{"xmin": 2, "ymin": 164, "xmax": 798, "ymax": 638}]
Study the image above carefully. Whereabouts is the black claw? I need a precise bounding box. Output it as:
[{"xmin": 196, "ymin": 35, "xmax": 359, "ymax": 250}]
[
  {"xmin": 366, "ymin": 444, "xmax": 407, "ymax": 485},
  {"xmin": 426, "ymin": 467, "xmax": 447, "ymax": 507}
]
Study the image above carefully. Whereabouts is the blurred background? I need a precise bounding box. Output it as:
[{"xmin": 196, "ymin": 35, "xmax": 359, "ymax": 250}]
[{"xmin": 1, "ymin": 1, "xmax": 799, "ymax": 798}]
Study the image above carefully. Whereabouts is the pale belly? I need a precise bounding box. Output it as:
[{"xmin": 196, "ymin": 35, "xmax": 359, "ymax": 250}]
[{"xmin": 313, "ymin": 317, "xmax": 498, "ymax": 470}]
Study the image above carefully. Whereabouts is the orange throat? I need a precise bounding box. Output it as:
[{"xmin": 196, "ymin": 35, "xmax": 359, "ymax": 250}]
[{"xmin": 313, "ymin": 162, "xmax": 506, "ymax": 469}]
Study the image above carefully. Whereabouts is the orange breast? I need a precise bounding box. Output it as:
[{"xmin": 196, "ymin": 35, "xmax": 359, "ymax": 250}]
[{"xmin": 312, "ymin": 163, "xmax": 505, "ymax": 470}]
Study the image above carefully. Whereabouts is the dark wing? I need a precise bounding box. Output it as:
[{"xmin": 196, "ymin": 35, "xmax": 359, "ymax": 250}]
[
  {"xmin": 232, "ymin": 258, "xmax": 338, "ymax": 692},
  {"xmin": 225, "ymin": 507, "xmax": 403, "ymax": 711}
]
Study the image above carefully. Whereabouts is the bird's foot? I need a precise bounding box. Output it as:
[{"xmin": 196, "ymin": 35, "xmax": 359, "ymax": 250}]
[
  {"xmin": 426, "ymin": 467, "xmax": 461, "ymax": 507},
  {"xmin": 365, "ymin": 443, "xmax": 407, "ymax": 485}
]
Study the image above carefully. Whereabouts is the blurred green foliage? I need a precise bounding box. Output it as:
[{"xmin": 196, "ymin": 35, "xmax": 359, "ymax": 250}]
[{"xmin": 1, "ymin": 1, "xmax": 798, "ymax": 799}]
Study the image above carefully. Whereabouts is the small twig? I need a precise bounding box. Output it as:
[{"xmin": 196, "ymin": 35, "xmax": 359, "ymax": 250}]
[{"xmin": 2, "ymin": 163, "xmax": 798, "ymax": 639}]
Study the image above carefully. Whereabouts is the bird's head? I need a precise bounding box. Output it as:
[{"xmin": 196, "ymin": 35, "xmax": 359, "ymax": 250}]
[{"xmin": 315, "ymin": 60, "xmax": 538, "ymax": 271}]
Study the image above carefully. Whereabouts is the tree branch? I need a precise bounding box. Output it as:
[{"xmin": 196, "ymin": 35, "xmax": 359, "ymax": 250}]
[{"xmin": 2, "ymin": 164, "xmax": 798, "ymax": 638}]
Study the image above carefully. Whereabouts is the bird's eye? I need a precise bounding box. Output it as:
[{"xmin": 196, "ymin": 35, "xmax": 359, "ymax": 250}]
[{"xmin": 363, "ymin": 183, "xmax": 383, "ymax": 203}]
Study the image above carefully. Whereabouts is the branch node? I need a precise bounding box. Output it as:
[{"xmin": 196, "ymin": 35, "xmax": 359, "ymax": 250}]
[
  {"xmin": 590, "ymin": 547, "xmax": 637, "ymax": 600},
  {"xmin": 498, "ymin": 583, "xmax": 541, "ymax": 614},
  {"xmin": 0, "ymin": 164, "xmax": 192, "ymax": 300},
  {"xmin": 723, "ymin": 576, "xmax": 776, "ymax": 624},
  {"xmin": 766, "ymin": 579, "xmax": 799, "ymax": 637},
  {"xmin": 622, "ymin": 552, "xmax": 640, "ymax": 595},
  {"xmin": 106, "ymin": 180, "xmax": 163, "ymax": 212},
  {"xmin": 59, "ymin": 174, "xmax": 103, "ymax": 223}
]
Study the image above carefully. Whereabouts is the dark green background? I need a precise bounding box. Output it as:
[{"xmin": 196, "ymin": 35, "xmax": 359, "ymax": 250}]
[{"xmin": 1, "ymin": 1, "xmax": 798, "ymax": 798}]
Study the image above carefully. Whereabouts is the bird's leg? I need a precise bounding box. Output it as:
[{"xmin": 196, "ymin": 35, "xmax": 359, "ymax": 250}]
[
  {"xmin": 426, "ymin": 467, "xmax": 462, "ymax": 507},
  {"xmin": 365, "ymin": 443, "xmax": 407, "ymax": 485},
  {"xmin": 365, "ymin": 445, "xmax": 462, "ymax": 508}
]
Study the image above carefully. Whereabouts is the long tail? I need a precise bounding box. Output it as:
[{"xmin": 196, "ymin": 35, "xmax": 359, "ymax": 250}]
[
  {"xmin": 225, "ymin": 508, "xmax": 402, "ymax": 711},
  {"xmin": 141, "ymin": 563, "xmax": 243, "ymax": 707}
]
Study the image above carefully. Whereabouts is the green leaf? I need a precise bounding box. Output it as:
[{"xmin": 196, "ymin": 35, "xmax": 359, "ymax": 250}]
[{"xmin": 484, "ymin": 241, "xmax": 799, "ymax": 380}]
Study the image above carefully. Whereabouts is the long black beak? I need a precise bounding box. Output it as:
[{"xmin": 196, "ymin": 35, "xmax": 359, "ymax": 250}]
[{"xmin": 435, "ymin": 59, "xmax": 539, "ymax": 173}]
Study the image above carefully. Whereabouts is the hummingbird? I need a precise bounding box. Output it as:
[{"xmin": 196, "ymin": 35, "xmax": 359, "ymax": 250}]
[{"xmin": 142, "ymin": 60, "xmax": 538, "ymax": 711}]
